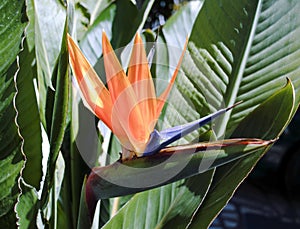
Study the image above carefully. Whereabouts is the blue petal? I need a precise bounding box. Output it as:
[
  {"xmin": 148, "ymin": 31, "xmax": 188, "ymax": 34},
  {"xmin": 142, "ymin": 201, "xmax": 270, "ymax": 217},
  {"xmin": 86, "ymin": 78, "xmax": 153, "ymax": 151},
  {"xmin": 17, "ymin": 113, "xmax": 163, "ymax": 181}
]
[{"xmin": 143, "ymin": 103, "xmax": 241, "ymax": 156}]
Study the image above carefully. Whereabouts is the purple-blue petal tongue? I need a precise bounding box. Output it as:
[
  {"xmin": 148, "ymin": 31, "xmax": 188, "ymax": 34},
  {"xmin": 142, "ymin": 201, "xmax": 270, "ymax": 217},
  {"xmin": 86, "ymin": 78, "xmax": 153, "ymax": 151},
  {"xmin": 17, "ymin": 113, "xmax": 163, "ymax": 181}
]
[{"xmin": 143, "ymin": 102, "xmax": 241, "ymax": 156}]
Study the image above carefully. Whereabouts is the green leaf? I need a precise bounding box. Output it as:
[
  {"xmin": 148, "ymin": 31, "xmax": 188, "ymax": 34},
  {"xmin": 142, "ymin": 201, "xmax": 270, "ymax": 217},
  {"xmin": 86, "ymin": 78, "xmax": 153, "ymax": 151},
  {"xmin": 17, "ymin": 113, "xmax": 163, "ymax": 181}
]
[
  {"xmin": 226, "ymin": 0, "xmax": 300, "ymax": 134},
  {"xmin": 77, "ymin": 177, "xmax": 92, "ymax": 229},
  {"xmin": 162, "ymin": 0, "xmax": 203, "ymax": 50},
  {"xmin": 180, "ymin": 0, "xmax": 300, "ymax": 138},
  {"xmin": 41, "ymin": 23, "xmax": 69, "ymax": 207},
  {"xmin": 101, "ymin": 172, "xmax": 212, "ymax": 229},
  {"xmin": 16, "ymin": 181, "xmax": 39, "ymax": 229},
  {"xmin": 232, "ymin": 79, "xmax": 295, "ymax": 139},
  {"xmin": 87, "ymin": 139, "xmax": 272, "ymax": 203},
  {"xmin": 0, "ymin": 1, "xmax": 25, "ymax": 75},
  {"xmin": 25, "ymin": 0, "xmax": 66, "ymax": 125},
  {"xmin": 69, "ymin": 101, "xmax": 100, "ymax": 226},
  {"xmin": 48, "ymin": 29, "xmax": 69, "ymax": 175},
  {"xmin": 15, "ymin": 41, "xmax": 42, "ymax": 190},
  {"xmin": 188, "ymin": 79, "xmax": 295, "ymax": 228},
  {"xmin": 74, "ymin": 0, "xmax": 113, "ymax": 40},
  {"xmin": 154, "ymin": 171, "xmax": 215, "ymax": 229},
  {"xmin": 0, "ymin": 0, "xmax": 26, "ymax": 225},
  {"xmin": 111, "ymin": 0, "xmax": 155, "ymax": 49},
  {"xmin": 80, "ymin": 3, "xmax": 116, "ymax": 66}
]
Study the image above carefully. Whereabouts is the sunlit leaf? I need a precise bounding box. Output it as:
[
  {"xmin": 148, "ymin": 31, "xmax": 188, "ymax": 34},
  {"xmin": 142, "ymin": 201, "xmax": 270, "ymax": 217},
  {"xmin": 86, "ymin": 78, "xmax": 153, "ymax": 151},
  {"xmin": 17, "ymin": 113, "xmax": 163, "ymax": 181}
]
[
  {"xmin": 80, "ymin": 4, "xmax": 116, "ymax": 66},
  {"xmin": 74, "ymin": 0, "xmax": 114, "ymax": 40},
  {"xmin": 25, "ymin": 0, "xmax": 66, "ymax": 125}
]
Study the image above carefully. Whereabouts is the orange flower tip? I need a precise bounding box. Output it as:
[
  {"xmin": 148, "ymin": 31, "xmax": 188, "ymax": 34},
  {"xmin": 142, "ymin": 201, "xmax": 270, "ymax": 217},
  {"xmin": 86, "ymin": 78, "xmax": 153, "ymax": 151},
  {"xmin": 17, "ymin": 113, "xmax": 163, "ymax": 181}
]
[
  {"xmin": 67, "ymin": 34, "xmax": 73, "ymax": 49},
  {"xmin": 67, "ymin": 34, "xmax": 76, "ymax": 45},
  {"xmin": 67, "ymin": 34, "xmax": 78, "ymax": 57},
  {"xmin": 102, "ymin": 31, "xmax": 109, "ymax": 42},
  {"xmin": 102, "ymin": 32, "xmax": 112, "ymax": 55},
  {"xmin": 134, "ymin": 33, "xmax": 143, "ymax": 44}
]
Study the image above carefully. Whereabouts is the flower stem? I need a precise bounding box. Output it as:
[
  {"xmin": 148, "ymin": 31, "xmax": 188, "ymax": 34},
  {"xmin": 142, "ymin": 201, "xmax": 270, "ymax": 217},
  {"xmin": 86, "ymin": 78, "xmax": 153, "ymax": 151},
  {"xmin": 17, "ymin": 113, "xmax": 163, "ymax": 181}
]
[{"xmin": 111, "ymin": 197, "xmax": 120, "ymax": 217}]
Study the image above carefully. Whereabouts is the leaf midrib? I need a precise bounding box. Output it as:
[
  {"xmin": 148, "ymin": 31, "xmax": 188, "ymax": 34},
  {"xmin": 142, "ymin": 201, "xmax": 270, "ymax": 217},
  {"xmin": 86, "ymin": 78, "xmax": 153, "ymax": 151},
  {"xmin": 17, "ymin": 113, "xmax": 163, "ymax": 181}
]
[{"xmin": 217, "ymin": 0, "xmax": 263, "ymax": 138}]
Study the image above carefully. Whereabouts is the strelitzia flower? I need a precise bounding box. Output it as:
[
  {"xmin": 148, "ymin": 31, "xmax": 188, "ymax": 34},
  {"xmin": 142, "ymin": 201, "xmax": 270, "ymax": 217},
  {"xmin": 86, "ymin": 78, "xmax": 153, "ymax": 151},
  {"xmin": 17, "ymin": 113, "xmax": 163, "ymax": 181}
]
[
  {"xmin": 68, "ymin": 32, "xmax": 183, "ymax": 158},
  {"xmin": 68, "ymin": 32, "xmax": 237, "ymax": 160}
]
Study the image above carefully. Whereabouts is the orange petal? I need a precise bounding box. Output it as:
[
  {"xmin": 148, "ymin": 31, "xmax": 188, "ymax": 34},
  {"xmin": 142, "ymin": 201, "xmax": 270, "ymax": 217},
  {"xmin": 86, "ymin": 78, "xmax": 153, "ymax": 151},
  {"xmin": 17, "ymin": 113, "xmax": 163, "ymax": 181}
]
[
  {"xmin": 156, "ymin": 38, "xmax": 188, "ymax": 117},
  {"xmin": 127, "ymin": 34, "xmax": 157, "ymax": 133},
  {"xmin": 67, "ymin": 34, "xmax": 113, "ymax": 130},
  {"xmin": 102, "ymin": 32, "xmax": 149, "ymax": 152}
]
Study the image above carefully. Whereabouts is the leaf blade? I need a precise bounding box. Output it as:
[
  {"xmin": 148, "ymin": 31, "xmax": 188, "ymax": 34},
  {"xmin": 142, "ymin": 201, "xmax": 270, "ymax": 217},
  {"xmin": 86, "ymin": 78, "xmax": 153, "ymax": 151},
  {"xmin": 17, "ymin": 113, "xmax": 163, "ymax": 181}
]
[
  {"xmin": 0, "ymin": 0, "xmax": 26, "ymax": 225},
  {"xmin": 188, "ymin": 79, "xmax": 296, "ymax": 228}
]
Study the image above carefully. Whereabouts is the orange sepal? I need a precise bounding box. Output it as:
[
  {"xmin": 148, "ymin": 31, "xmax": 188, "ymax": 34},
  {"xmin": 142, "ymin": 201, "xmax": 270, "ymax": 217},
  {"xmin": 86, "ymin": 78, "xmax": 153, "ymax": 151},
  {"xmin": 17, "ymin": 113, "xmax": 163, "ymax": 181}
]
[
  {"xmin": 102, "ymin": 32, "xmax": 150, "ymax": 152},
  {"xmin": 127, "ymin": 34, "xmax": 157, "ymax": 133},
  {"xmin": 67, "ymin": 34, "xmax": 113, "ymax": 130}
]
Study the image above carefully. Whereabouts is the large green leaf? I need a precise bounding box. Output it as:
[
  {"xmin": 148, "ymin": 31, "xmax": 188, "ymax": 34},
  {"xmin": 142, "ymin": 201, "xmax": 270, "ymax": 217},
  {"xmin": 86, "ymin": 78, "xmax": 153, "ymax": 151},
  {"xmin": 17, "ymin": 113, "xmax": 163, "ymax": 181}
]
[
  {"xmin": 0, "ymin": 0, "xmax": 26, "ymax": 225},
  {"xmin": 189, "ymin": 79, "xmax": 295, "ymax": 228},
  {"xmin": 181, "ymin": 0, "xmax": 300, "ymax": 137},
  {"xmin": 87, "ymin": 138, "xmax": 271, "ymax": 200},
  {"xmin": 102, "ymin": 171, "xmax": 214, "ymax": 229},
  {"xmin": 15, "ymin": 41, "xmax": 42, "ymax": 190},
  {"xmin": 226, "ymin": 0, "xmax": 300, "ymax": 133}
]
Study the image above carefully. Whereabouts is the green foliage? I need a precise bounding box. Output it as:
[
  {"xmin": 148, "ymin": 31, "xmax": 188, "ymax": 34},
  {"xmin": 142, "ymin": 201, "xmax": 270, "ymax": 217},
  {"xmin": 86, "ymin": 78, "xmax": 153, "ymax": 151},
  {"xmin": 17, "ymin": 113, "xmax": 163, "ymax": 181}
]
[
  {"xmin": 0, "ymin": 0, "xmax": 26, "ymax": 225},
  {"xmin": 16, "ymin": 181, "xmax": 39, "ymax": 229},
  {"xmin": 16, "ymin": 41, "xmax": 42, "ymax": 190},
  {"xmin": 41, "ymin": 21, "xmax": 69, "ymax": 208},
  {"xmin": 102, "ymin": 171, "xmax": 214, "ymax": 229},
  {"xmin": 0, "ymin": 0, "xmax": 299, "ymax": 228},
  {"xmin": 188, "ymin": 79, "xmax": 295, "ymax": 228},
  {"xmin": 111, "ymin": 0, "xmax": 155, "ymax": 49}
]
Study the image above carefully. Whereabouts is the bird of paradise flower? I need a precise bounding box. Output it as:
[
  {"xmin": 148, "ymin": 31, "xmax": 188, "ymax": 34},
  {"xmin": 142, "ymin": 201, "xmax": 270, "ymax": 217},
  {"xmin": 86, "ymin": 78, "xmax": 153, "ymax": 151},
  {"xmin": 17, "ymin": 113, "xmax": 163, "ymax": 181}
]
[
  {"xmin": 68, "ymin": 32, "xmax": 247, "ymax": 160},
  {"xmin": 67, "ymin": 32, "xmax": 275, "ymax": 219}
]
